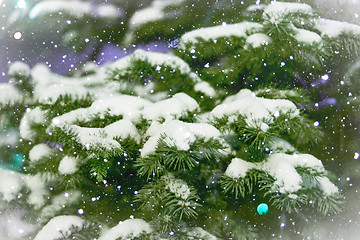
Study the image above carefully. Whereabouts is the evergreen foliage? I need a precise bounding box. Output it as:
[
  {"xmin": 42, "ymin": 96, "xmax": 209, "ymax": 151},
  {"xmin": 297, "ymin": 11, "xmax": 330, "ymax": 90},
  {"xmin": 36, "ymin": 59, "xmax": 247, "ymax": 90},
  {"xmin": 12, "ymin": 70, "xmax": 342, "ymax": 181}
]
[{"xmin": 1, "ymin": 0, "xmax": 359, "ymax": 239}]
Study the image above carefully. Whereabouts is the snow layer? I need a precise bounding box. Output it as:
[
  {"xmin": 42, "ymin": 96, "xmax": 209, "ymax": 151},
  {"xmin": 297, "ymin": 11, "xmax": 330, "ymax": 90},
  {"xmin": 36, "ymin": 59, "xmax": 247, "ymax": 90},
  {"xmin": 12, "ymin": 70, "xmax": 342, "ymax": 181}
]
[
  {"xmin": 52, "ymin": 95, "xmax": 151, "ymax": 124},
  {"xmin": 57, "ymin": 124, "xmax": 120, "ymax": 151},
  {"xmin": 268, "ymin": 137, "xmax": 296, "ymax": 153},
  {"xmin": 142, "ymin": 93, "xmax": 199, "ymax": 121},
  {"xmin": 98, "ymin": 218, "xmax": 152, "ymax": 240},
  {"xmin": 263, "ymin": 2, "xmax": 313, "ymax": 24},
  {"xmin": 34, "ymin": 215, "xmax": 85, "ymax": 240},
  {"xmin": 163, "ymin": 173, "xmax": 191, "ymax": 200},
  {"xmin": 211, "ymin": 89, "xmax": 299, "ymax": 127},
  {"xmin": 0, "ymin": 83, "xmax": 23, "ymax": 105},
  {"xmin": 141, "ymin": 119, "xmax": 221, "ymax": 157},
  {"xmin": 53, "ymin": 118, "xmax": 140, "ymax": 152},
  {"xmin": 225, "ymin": 153, "xmax": 327, "ymax": 194},
  {"xmin": 19, "ymin": 107, "xmax": 47, "ymax": 140},
  {"xmin": 225, "ymin": 158, "xmax": 256, "ymax": 179},
  {"xmin": 58, "ymin": 156, "xmax": 78, "ymax": 175},
  {"xmin": 246, "ymin": 33, "xmax": 272, "ymax": 48},
  {"xmin": 294, "ymin": 28, "xmax": 322, "ymax": 45},
  {"xmin": 8, "ymin": 61, "xmax": 30, "ymax": 77},
  {"xmin": 30, "ymin": 0, "xmax": 122, "ymax": 19},
  {"xmin": 317, "ymin": 176, "xmax": 339, "ymax": 196},
  {"xmin": 314, "ymin": 18, "xmax": 360, "ymax": 38},
  {"xmin": 133, "ymin": 49, "xmax": 202, "ymax": 82},
  {"xmin": 29, "ymin": 143, "xmax": 53, "ymax": 163},
  {"xmin": 0, "ymin": 169, "xmax": 22, "ymax": 202},
  {"xmin": 129, "ymin": 0, "xmax": 185, "ymax": 29},
  {"xmin": 24, "ymin": 174, "xmax": 48, "ymax": 209},
  {"xmin": 180, "ymin": 21, "xmax": 263, "ymax": 46},
  {"xmin": 0, "ymin": 169, "xmax": 47, "ymax": 208},
  {"xmin": 194, "ymin": 81, "xmax": 216, "ymax": 97},
  {"xmin": 31, "ymin": 64, "xmax": 116, "ymax": 104}
]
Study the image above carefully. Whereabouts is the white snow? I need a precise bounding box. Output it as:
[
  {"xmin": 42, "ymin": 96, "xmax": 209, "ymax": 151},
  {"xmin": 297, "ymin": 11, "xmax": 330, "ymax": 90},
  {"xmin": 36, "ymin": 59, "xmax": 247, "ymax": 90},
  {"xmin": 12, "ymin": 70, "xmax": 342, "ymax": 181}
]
[
  {"xmin": 162, "ymin": 173, "xmax": 191, "ymax": 200},
  {"xmin": 98, "ymin": 218, "xmax": 152, "ymax": 240},
  {"xmin": 104, "ymin": 119, "xmax": 141, "ymax": 143},
  {"xmin": 268, "ymin": 137, "xmax": 296, "ymax": 153},
  {"xmin": 186, "ymin": 122, "xmax": 221, "ymax": 140},
  {"xmin": 19, "ymin": 107, "xmax": 47, "ymax": 140},
  {"xmin": 0, "ymin": 130, "xmax": 18, "ymax": 147},
  {"xmin": 53, "ymin": 118, "xmax": 141, "ymax": 152},
  {"xmin": 129, "ymin": 0, "xmax": 185, "ymax": 29},
  {"xmin": 180, "ymin": 22, "xmax": 263, "ymax": 46},
  {"xmin": 294, "ymin": 28, "xmax": 322, "ymax": 45},
  {"xmin": 287, "ymin": 153, "xmax": 325, "ymax": 171},
  {"xmin": 8, "ymin": 61, "xmax": 30, "ymax": 77},
  {"xmin": 109, "ymin": 50, "xmax": 206, "ymax": 93},
  {"xmin": 225, "ymin": 158, "xmax": 256, "ymax": 179},
  {"xmin": 132, "ymin": 49, "xmax": 202, "ymax": 82},
  {"xmin": 141, "ymin": 119, "xmax": 222, "ymax": 157},
  {"xmin": 0, "ymin": 169, "xmax": 47, "ymax": 208},
  {"xmin": 247, "ymin": 4, "xmax": 267, "ymax": 12},
  {"xmin": 29, "ymin": 0, "xmax": 121, "ymax": 19},
  {"xmin": 52, "ymin": 95, "xmax": 151, "ymax": 125},
  {"xmin": 194, "ymin": 81, "xmax": 216, "ymax": 97},
  {"xmin": 24, "ymin": 174, "xmax": 48, "ymax": 209},
  {"xmin": 34, "ymin": 215, "xmax": 85, "ymax": 240},
  {"xmin": 58, "ymin": 156, "xmax": 78, "ymax": 175},
  {"xmin": 224, "ymin": 153, "xmax": 328, "ymax": 194},
  {"xmin": 263, "ymin": 153, "xmax": 326, "ymax": 193},
  {"xmin": 263, "ymin": 154, "xmax": 303, "ymax": 193},
  {"xmin": 141, "ymin": 120, "xmax": 196, "ymax": 157},
  {"xmin": 0, "ymin": 83, "xmax": 23, "ymax": 105},
  {"xmin": 31, "ymin": 63, "xmax": 116, "ymax": 104},
  {"xmin": 246, "ymin": 33, "xmax": 272, "ymax": 48},
  {"xmin": 29, "ymin": 143, "xmax": 53, "ymax": 163},
  {"xmin": 210, "ymin": 89, "xmax": 299, "ymax": 127},
  {"xmin": 0, "ymin": 205, "xmax": 36, "ymax": 239},
  {"xmin": 57, "ymin": 124, "xmax": 121, "ymax": 151},
  {"xmin": 263, "ymin": 2, "xmax": 313, "ymax": 24},
  {"xmin": 0, "ymin": 168, "xmax": 23, "ymax": 202},
  {"xmin": 314, "ymin": 18, "xmax": 360, "ymax": 38},
  {"xmin": 316, "ymin": 176, "xmax": 339, "ymax": 196},
  {"xmin": 141, "ymin": 93, "xmax": 199, "ymax": 121}
]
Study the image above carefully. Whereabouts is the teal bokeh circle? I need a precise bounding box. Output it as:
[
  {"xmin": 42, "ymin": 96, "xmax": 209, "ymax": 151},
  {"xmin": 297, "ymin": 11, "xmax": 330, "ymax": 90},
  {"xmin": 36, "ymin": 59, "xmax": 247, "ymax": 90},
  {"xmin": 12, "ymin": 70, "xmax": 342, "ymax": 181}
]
[{"xmin": 257, "ymin": 203, "xmax": 269, "ymax": 215}]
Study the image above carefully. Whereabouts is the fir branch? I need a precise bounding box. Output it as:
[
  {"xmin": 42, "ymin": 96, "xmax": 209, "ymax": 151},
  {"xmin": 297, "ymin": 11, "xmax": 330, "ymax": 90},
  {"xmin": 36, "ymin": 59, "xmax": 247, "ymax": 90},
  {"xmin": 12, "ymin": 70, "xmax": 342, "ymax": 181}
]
[
  {"xmin": 134, "ymin": 154, "xmax": 164, "ymax": 180},
  {"xmin": 177, "ymin": 35, "xmax": 248, "ymax": 64},
  {"xmin": 136, "ymin": 135, "xmax": 225, "ymax": 179},
  {"xmin": 48, "ymin": 124, "xmax": 124, "ymax": 159},
  {"xmin": 89, "ymin": 159, "xmax": 109, "ymax": 183},
  {"xmin": 40, "ymin": 93, "xmax": 94, "ymax": 119},
  {"xmin": 255, "ymin": 85, "xmax": 311, "ymax": 106},
  {"xmin": 165, "ymin": 197, "xmax": 199, "ymax": 221},
  {"xmin": 271, "ymin": 111, "xmax": 324, "ymax": 148},
  {"xmin": 220, "ymin": 169, "xmax": 261, "ymax": 199},
  {"xmin": 73, "ymin": 111, "xmax": 124, "ymax": 128},
  {"xmin": 268, "ymin": 192, "xmax": 308, "ymax": 213},
  {"xmin": 108, "ymin": 57, "xmax": 196, "ymax": 96},
  {"xmin": 236, "ymin": 120, "xmax": 274, "ymax": 160},
  {"xmin": 314, "ymin": 193, "xmax": 344, "ymax": 215},
  {"xmin": 135, "ymin": 174, "xmax": 201, "ymax": 222}
]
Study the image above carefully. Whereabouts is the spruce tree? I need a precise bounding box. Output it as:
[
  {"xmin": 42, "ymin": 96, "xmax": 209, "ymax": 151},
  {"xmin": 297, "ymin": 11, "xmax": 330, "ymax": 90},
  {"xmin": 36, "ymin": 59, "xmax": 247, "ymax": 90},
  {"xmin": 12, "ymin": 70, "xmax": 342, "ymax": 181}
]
[{"xmin": 1, "ymin": 0, "xmax": 359, "ymax": 239}]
